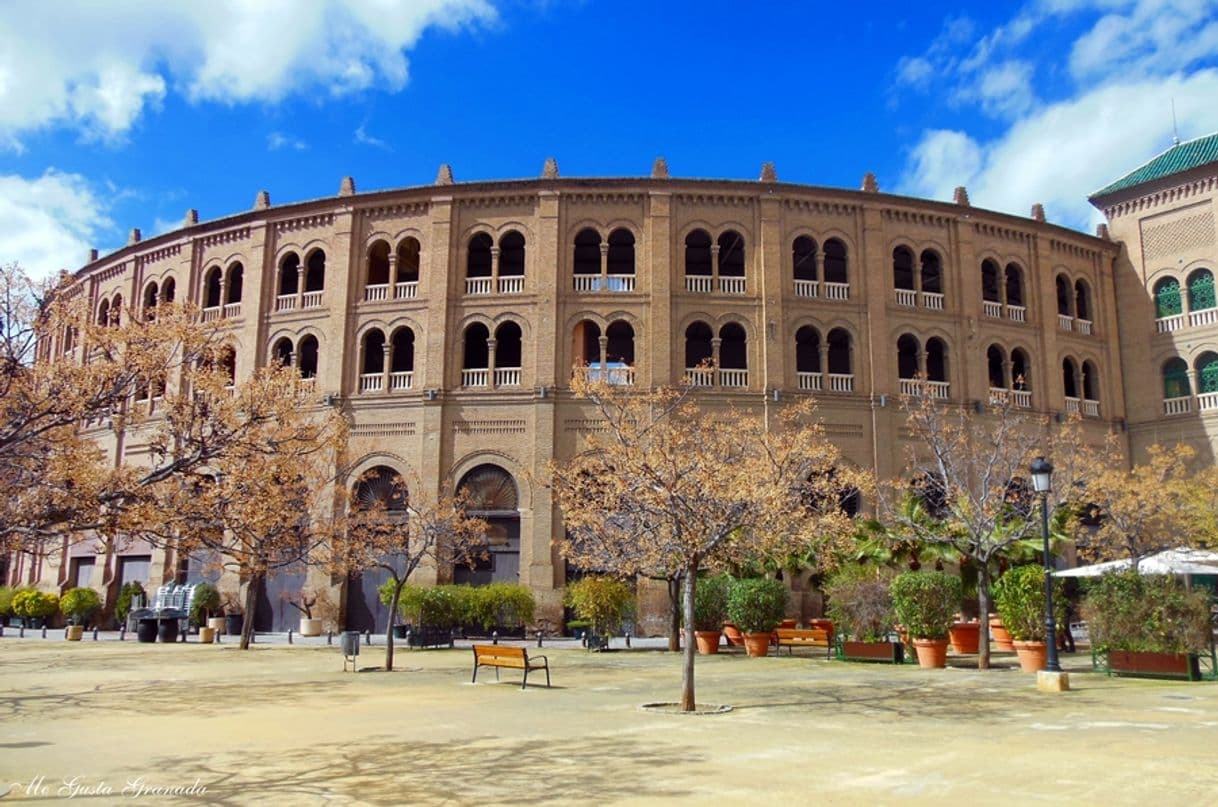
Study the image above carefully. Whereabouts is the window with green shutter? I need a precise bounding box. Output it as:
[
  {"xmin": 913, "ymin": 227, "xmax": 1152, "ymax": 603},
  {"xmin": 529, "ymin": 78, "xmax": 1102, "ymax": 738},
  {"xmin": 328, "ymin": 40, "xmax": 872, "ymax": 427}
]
[
  {"xmin": 1188, "ymin": 270, "xmax": 1215, "ymax": 312},
  {"xmin": 1155, "ymin": 279, "xmax": 1182, "ymax": 318}
]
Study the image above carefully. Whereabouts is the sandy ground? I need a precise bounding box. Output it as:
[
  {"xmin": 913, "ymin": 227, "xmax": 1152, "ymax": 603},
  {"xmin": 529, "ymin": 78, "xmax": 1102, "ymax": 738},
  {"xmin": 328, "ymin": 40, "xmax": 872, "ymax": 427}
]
[{"xmin": 1, "ymin": 636, "xmax": 1216, "ymax": 805}]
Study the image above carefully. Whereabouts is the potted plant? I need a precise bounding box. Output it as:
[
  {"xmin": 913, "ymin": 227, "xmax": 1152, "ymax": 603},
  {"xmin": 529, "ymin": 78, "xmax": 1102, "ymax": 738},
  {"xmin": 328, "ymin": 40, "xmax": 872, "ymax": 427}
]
[
  {"xmin": 189, "ymin": 582, "xmax": 221, "ymax": 643},
  {"xmin": 1082, "ymin": 571, "xmax": 1212, "ymax": 680},
  {"xmin": 60, "ymin": 587, "xmax": 101, "ymax": 640},
  {"xmin": 288, "ymin": 586, "xmax": 324, "ymax": 637},
  {"xmin": 13, "ymin": 590, "xmax": 59, "ymax": 630},
  {"xmin": 564, "ymin": 576, "xmax": 635, "ymax": 651},
  {"xmin": 692, "ymin": 574, "xmax": 731, "ymax": 654},
  {"xmin": 0, "ymin": 586, "xmax": 15, "ymax": 626},
  {"xmin": 993, "ymin": 565, "xmax": 1065, "ymax": 672},
  {"xmin": 221, "ymin": 593, "xmax": 244, "ymax": 637},
  {"xmin": 726, "ymin": 577, "xmax": 787, "ymax": 657},
  {"xmin": 114, "ymin": 581, "xmax": 145, "ymax": 630},
  {"xmin": 891, "ymin": 571, "xmax": 961, "ymax": 668},
  {"xmin": 825, "ymin": 567, "xmax": 902, "ymax": 663}
]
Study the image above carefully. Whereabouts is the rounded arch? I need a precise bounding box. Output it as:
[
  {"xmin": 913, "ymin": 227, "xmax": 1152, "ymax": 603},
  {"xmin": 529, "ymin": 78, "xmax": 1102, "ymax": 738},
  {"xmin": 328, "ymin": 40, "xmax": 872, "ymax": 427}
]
[
  {"xmin": 606, "ymin": 227, "xmax": 635, "ymax": 277},
  {"xmin": 986, "ymin": 344, "xmax": 1007, "ymax": 388},
  {"xmin": 981, "ymin": 258, "xmax": 1002, "ymax": 303},
  {"xmin": 498, "ymin": 230, "xmax": 526, "ymax": 277},
  {"xmin": 684, "ymin": 320, "xmax": 714, "ymax": 367},
  {"xmin": 1062, "ymin": 356, "xmax": 1079, "ymax": 398},
  {"xmin": 717, "ymin": 230, "xmax": 746, "ymax": 278},
  {"xmin": 605, "ymin": 319, "xmax": 635, "ymax": 366},
  {"xmin": 718, "ymin": 321, "xmax": 747, "ymax": 369},
  {"xmin": 142, "ymin": 280, "xmax": 159, "ymax": 316},
  {"xmin": 1074, "ymin": 278, "xmax": 1092, "ymax": 321},
  {"xmin": 494, "ymin": 320, "xmax": 523, "ymax": 369},
  {"xmin": 573, "ymin": 227, "xmax": 601, "ymax": 276},
  {"xmin": 826, "ymin": 326, "xmax": 853, "ymax": 375},
  {"xmin": 462, "ymin": 322, "xmax": 491, "ymax": 369},
  {"xmin": 395, "ymin": 236, "xmax": 422, "ymax": 283},
  {"xmin": 1055, "ymin": 273, "xmax": 1073, "ymax": 316},
  {"xmin": 1194, "ymin": 351, "xmax": 1218, "ymax": 394},
  {"xmin": 795, "ymin": 324, "xmax": 821, "ymax": 373},
  {"xmin": 466, "ymin": 232, "xmax": 493, "ymax": 278},
  {"xmin": 203, "ymin": 265, "xmax": 223, "ymax": 308},
  {"xmin": 297, "ymin": 334, "xmax": 320, "ymax": 378},
  {"xmin": 1163, "ymin": 356, "xmax": 1190, "ymax": 398},
  {"xmin": 1004, "ymin": 262, "xmax": 1025, "ymax": 307},
  {"xmin": 822, "ymin": 237, "xmax": 849, "ymax": 285},
  {"xmin": 367, "ymin": 239, "xmax": 391, "ymax": 285},
  {"xmin": 225, "ymin": 262, "xmax": 243, "ymax": 304},
  {"xmin": 278, "ymin": 252, "xmax": 301, "ymax": 296},
  {"xmin": 892, "ymin": 245, "xmax": 916, "ymax": 290},
  {"xmin": 361, "ymin": 328, "xmax": 386, "ymax": 375},
  {"xmin": 1187, "ymin": 267, "xmax": 1215, "ymax": 312},
  {"xmin": 792, "ymin": 235, "xmax": 818, "ymax": 281},
  {"xmin": 920, "ymin": 248, "xmax": 943, "ymax": 295},
  {"xmin": 924, "ymin": 337, "xmax": 949, "ymax": 384},
  {"xmin": 346, "ymin": 453, "xmax": 412, "ymax": 493},
  {"xmin": 1010, "ymin": 347, "xmax": 1032, "ymax": 391},
  {"xmin": 304, "ymin": 248, "xmax": 326, "ymax": 292},
  {"xmin": 897, "ymin": 333, "xmax": 920, "ymax": 379},
  {"xmin": 389, "ymin": 325, "xmax": 416, "ymax": 373},
  {"xmin": 1081, "ymin": 359, "xmax": 1099, "ymax": 400},
  {"xmin": 160, "ymin": 275, "xmax": 176, "ymax": 304},
  {"xmin": 684, "ymin": 228, "xmax": 713, "ymax": 277},
  {"xmin": 271, "ymin": 336, "xmax": 295, "ymax": 368},
  {"xmin": 352, "ymin": 464, "xmax": 409, "ymax": 512},
  {"xmin": 1153, "ymin": 275, "xmax": 1183, "ymax": 318},
  {"xmin": 457, "ymin": 463, "xmax": 520, "ymax": 513}
]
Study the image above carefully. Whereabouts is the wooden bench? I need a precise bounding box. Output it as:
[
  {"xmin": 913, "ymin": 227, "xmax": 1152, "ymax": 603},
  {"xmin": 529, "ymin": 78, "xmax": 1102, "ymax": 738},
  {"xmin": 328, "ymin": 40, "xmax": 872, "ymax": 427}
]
[
  {"xmin": 471, "ymin": 644, "xmax": 550, "ymax": 689},
  {"xmin": 775, "ymin": 628, "xmax": 832, "ymax": 658}
]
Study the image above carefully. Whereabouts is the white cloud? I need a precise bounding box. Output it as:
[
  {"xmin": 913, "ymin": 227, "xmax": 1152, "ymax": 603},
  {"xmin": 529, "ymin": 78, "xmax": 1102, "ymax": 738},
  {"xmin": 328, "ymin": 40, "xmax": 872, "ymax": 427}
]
[
  {"xmin": 1069, "ymin": 0, "xmax": 1218, "ymax": 79},
  {"xmin": 354, "ymin": 124, "xmax": 391, "ymax": 151},
  {"xmin": 0, "ymin": 170, "xmax": 114, "ymax": 278},
  {"xmin": 955, "ymin": 60, "xmax": 1038, "ymax": 119},
  {"xmin": 267, "ymin": 132, "xmax": 308, "ymax": 152},
  {"xmin": 0, "ymin": 0, "xmax": 498, "ymax": 147}
]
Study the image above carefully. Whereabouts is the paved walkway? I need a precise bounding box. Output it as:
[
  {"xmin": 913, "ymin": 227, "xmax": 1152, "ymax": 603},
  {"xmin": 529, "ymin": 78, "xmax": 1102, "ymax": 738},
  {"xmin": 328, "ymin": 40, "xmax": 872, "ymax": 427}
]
[{"xmin": 1, "ymin": 638, "xmax": 1215, "ymax": 805}]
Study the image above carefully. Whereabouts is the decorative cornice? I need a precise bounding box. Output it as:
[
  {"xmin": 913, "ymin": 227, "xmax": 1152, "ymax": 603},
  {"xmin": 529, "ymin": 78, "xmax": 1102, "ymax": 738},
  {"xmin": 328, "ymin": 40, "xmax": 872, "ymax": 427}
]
[
  {"xmin": 1100, "ymin": 176, "xmax": 1218, "ymax": 220},
  {"xmin": 782, "ymin": 198, "xmax": 858, "ymax": 216},
  {"xmin": 136, "ymin": 244, "xmax": 182, "ymax": 267},
  {"xmin": 95, "ymin": 262, "xmax": 128, "ymax": 284},
  {"xmin": 1050, "ymin": 237, "xmax": 1104, "ymax": 260},
  {"xmin": 199, "ymin": 227, "xmax": 251, "ymax": 249},
  {"xmin": 351, "ymin": 422, "xmax": 418, "ymax": 437},
  {"xmin": 973, "ymin": 221, "xmax": 1033, "ymax": 245},
  {"xmin": 453, "ymin": 419, "xmax": 527, "ymax": 434},
  {"xmin": 881, "ymin": 208, "xmax": 952, "ymax": 228},
  {"xmin": 457, "ymin": 194, "xmax": 537, "ymax": 209},
  {"xmin": 565, "ymin": 192, "xmax": 646, "ymax": 205},
  {"xmin": 360, "ymin": 201, "xmax": 430, "ymax": 220},
  {"xmin": 673, "ymin": 192, "xmax": 755, "ymax": 208},
  {"xmin": 275, "ymin": 214, "xmax": 335, "ymax": 233}
]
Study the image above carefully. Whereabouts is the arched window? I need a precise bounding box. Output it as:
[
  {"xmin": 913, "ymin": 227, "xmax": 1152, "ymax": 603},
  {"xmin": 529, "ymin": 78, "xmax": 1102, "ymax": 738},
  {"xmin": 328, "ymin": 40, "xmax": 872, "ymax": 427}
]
[
  {"xmin": 793, "ymin": 236, "xmax": 818, "ymax": 282},
  {"xmin": 893, "ymin": 247, "xmax": 915, "ymax": 290},
  {"xmin": 795, "ymin": 326, "xmax": 821, "ymax": 373},
  {"xmin": 97, "ymin": 298, "xmax": 110, "ymax": 326},
  {"xmin": 390, "ymin": 327, "xmax": 415, "ymax": 374},
  {"xmin": 925, "ymin": 337, "xmax": 948, "ymax": 383},
  {"xmin": 718, "ymin": 231, "xmax": 745, "ymax": 278},
  {"xmin": 161, "ymin": 277, "xmax": 176, "ymax": 304},
  {"xmin": 467, "ymin": 233, "xmax": 493, "ymax": 278},
  {"xmin": 1195, "ymin": 351, "xmax": 1218, "ymax": 394},
  {"xmin": 1081, "ymin": 360, "xmax": 1098, "ymax": 401},
  {"xmin": 824, "ymin": 238, "xmax": 848, "ymax": 285},
  {"xmin": 367, "ymin": 240, "xmax": 391, "ymax": 286},
  {"xmin": 987, "ymin": 345, "xmax": 1006, "ymax": 389},
  {"xmin": 110, "ymin": 294, "xmax": 122, "ymax": 326},
  {"xmin": 1187, "ymin": 268, "xmax": 1215, "ymax": 312},
  {"xmin": 684, "ymin": 321, "xmax": 713, "ymax": 367},
  {"xmin": 204, "ymin": 267, "xmax": 223, "ymax": 308},
  {"xmin": 305, "ymin": 250, "xmax": 326, "ymax": 292},
  {"xmin": 1056, "ymin": 275, "xmax": 1072, "ymax": 316},
  {"xmin": 272, "ymin": 337, "xmax": 294, "ymax": 368},
  {"xmin": 685, "ymin": 230, "xmax": 712, "ymax": 277},
  {"xmin": 1163, "ymin": 357, "xmax": 1190, "ymax": 399},
  {"xmin": 1074, "ymin": 279, "xmax": 1091, "ymax": 321},
  {"xmin": 362, "ymin": 330, "xmax": 385, "ymax": 375},
  {"xmin": 143, "ymin": 282, "xmax": 159, "ymax": 319},
  {"xmin": 397, "ymin": 237, "xmax": 421, "ymax": 284},
  {"xmin": 605, "ymin": 320, "xmax": 634, "ymax": 366},
  {"xmin": 219, "ymin": 346, "xmax": 236, "ymax": 386},
  {"xmin": 463, "ymin": 323, "xmax": 490, "ymax": 370},
  {"xmin": 495, "ymin": 322, "xmax": 522, "ymax": 370},
  {"xmin": 1011, "ymin": 349, "xmax": 1031, "ymax": 390},
  {"xmin": 897, "ymin": 334, "xmax": 920, "ymax": 379},
  {"xmin": 1062, "ymin": 358, "xmax": 1079, "ymax": 398},
  {"xmin": 455, "ymin": 464, "xmax": 521, "ymax": 586},
  {"xmin": 1005, "ymin": 263, "xmax": 1024, "ymax": 307},
  {"xmin": 827, "ymin": 328, "xmax": 851, "ymax": 375},
  {"xmin": 719, "ymin": 323, "xmax": 747, "ymax": 369},
  {"xmin": 354, "ymin": 466, "xmax": 408, "ymax": 513},
  {"xmin": 225, "ymin": 263, "xmax": 243, "ymax": 304},
  {"xmin": 607, "ymin": 229, "xmax": 635, "ymax": 284},
  {"xmin": 920, "ymin": 250, "xmax": 943, "ymax": 295},
  {"xmin": 298, "ymin": 335, "xmax": 319, "ymax": 379},
  {"xmin": 279, "ymin": 254, "xmax": 300, "ymax": 296},
  {"xmin": 499, "ymin": 231, "xmax": 525, "ymax": 277},
  {"xmin": 1154, "ymin": 277, "xmax": 1182, "ymax": 318},
  {"xmin": 981, "ymin": 260, "xmax": 1001, "ymax": 303},
  {"xmin": 574, "ymin": 319, "xmax": 601, "ymax": 366},
  {"xmin": 573, "ymin": 228, "xmax": 601, "ymax": 277}
]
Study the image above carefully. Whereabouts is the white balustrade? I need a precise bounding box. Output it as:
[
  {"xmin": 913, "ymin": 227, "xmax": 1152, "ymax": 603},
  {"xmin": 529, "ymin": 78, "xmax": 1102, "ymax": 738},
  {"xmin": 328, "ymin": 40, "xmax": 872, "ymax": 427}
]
[
  {"xmin": 895, "ymin": 288, "xmax": 917, "ymax": 307},
  {"xmin": 1189, "ymin": 308, "xmax": 1218, "ymax": 328},
  {"xmin": 718, "ymin": 276, "xmax": 746, "ymax": 294},
  {"xmin": 684, "ymin": 367, "xmax": 714, "ymax": 387},
  {"xmin": 606, "ymin": 365, "xmax": 635, "ymax": 385},
  {"xmin": 1064, "ymin": 396, "xmax": 1081, "ymax": 414},
  {"xmin": 498, "ymin": 276, "xmax": 524, "ymax": 294},
  {"xmin": 1163, "ymin": 396, "xmax": 1192, "ymax": 415},
  {"xmin": 389, "ymin": 371, "xmax": 413, "ymax": 391},
  {"xmin": 1007, "ymin": 305, "xmax": 1026, "ymax": 323},
  {"xmin": 827, "ymin": 373, "xmax": 854, "ymax": 392},
  {"xmin": 359, "ymin": 373, "xmax": 383, "ymax": 393},
  {"xmin": 202, "ymin": 306, "xmax": 221, "ymax": 322},
  {"xmin": 983, "ymin": 300, "xmax": 1002, "ymax": 318},
  {"xmin": 1058, "ymin": 314, "xmax": 1073, "ymax": 332},
  {"xmin": 685, "ymin": 275, "xmax": 713, "ymax": 293},
  {"xmin": 301, "ymin": 291, "xmax": 323, "ymax": 309},
  {"xmin": 1081, "ymin": 399, "xmax": 1100, "ymax": 417},
  {"xmin": 465, "ymin": 277, "xmax": 492, "ymax": 295},
  {"xmin": 718, "ymin": 368, "xmax": 748, "ymax": 387},
  {"xmin": 1157, "ymin": 314, "xmax": 1184, "ymax": 333},
  {"xmin": 494, "ymin": 367, "xmax": 521, "ymax": 387},
  {"xmin": 899, "ymin": 378, "xmax": 920, "ymax": 396},
  {"xmin": 921, "ymin": 291, "xmax": 945, "ymax": 310},
  {"xmin": 275, "ymin": 295, "xmax": 297, "ymax": 312},
  {"xmin": 1076, "ymin": 318, "xmax": 1093, "ymax": 335},
  {"xmin": 461, "ymin": 368, "xmax": 488, "ymax": 387},
  {"xmin": 1012, "ymin": 390, "xmax": 1032, "ymax": 408},
  {"xmin": 573, "ymin": 275, "xmax": 601, "ymax": 292},
  {"xmin": 824, "ymin": 282, "xmax": 849, "ymax": 301},
  {"xmin": 1199, "ymin": 392, "xmax": 1218, "ymax": 411},
  {"xmin": 797, "ymin": 371, "xmax": 823, "ymax": 391},
  {"xmin": 606, "ymin": 274, "xmax": 635, "ymax": 292},
  {"xmin": 297, "ymin": 377, "xmax": 317, "ymax": 393},
  {"xmin": 364, "ymin": 284, "xmax": 389, "ymax": 302},
  {"xmin": 223, "ymin": 302, "xmax": 241, "ymax": 318},
  {"xmin": 794, "ymin": 279, "xmax": 819, "ymax": 298},
  {"xmin": 988, "ymin": 387, "xmax": 1009, "ymax": 405},
  {"xmin": 395, "ymin": 281, "xmax": 418, "ymax": 299}
]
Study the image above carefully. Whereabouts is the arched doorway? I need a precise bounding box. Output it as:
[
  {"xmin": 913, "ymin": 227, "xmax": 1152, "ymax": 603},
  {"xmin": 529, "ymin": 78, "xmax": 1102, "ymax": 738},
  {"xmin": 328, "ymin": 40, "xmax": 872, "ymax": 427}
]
[
  {"xmin": 344, "ymin": 466, "xmax": 408, "ymax": 632},
  {"xmin": 455, "ymin": 464, "xmax": 520, "ymax": 586}
]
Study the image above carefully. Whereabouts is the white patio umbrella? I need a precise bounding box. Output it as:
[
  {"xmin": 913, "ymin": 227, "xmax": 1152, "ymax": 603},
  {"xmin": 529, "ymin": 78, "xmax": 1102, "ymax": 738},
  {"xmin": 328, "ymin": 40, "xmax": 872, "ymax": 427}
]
[{"xmin": 1054, "ymin": 547, "xmax": 1218, "ymax": 577}]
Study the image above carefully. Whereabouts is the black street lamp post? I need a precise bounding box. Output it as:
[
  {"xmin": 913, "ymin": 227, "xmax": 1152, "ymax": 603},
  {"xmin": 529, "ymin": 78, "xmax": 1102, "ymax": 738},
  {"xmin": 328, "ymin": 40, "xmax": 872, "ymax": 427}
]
[{"xmin": 1029, "ymin": 456, "xmax": 1062, "ymax": 674}]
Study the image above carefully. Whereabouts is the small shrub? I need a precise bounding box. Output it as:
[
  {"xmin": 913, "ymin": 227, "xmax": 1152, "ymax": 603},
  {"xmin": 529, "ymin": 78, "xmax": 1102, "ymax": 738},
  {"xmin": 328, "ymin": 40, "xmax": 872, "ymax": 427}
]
[
  {"xmin": 188, "ymin": 582, "xmax": 221, "ymax": 626},
  {"xmin": 692, "ymin": 574, "xmax": 731, "ymax": 631},
  {"xmin": 1082, "ymin": 571, "xmax": 1211, "ymax": 655},
  {"xmin": 993, "ymin": 565, "xmax": 1065, "ymax": 642},
  {"xmin": 60, "ymin": 587, "xmax": 102, "ymax": 626},
  {"xmin": 383, "ymin": 583, "xmax": 468, "ymax": 629},
  {"xmin": 890, "ymin": 571, "xmax": 961, "ymax": 640},
  {"xmin": 0, "ymin": 586, "xmax": 17, "ymax": 618},
  {"xmin": 466, "ymin": 582, "xmax": 536, "ymax": 631},
  {"xmin": 114, "ymin": 581, "xmax": 146, "ymax": 623},
  {"xmin": 726, "ymin": 577, "xmax": 787, "ymax": 634},
  {"xmin": 565, "ymin": 576, "xmax": 635, "ymax": 639},
  {"xmin": 825, "ymin": 565, "xmax": 895, "ymax": 642},
  {"xmin": 12, "ymin": 590, "xmax": 59, "ymax": 621}
]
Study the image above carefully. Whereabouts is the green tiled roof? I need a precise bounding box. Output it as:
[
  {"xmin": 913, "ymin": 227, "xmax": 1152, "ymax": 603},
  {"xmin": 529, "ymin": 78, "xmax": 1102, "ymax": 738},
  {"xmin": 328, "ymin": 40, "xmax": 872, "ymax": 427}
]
[{"xmin": 1091, "ymin": 132, "xmax": 1218, "ymax": 199}]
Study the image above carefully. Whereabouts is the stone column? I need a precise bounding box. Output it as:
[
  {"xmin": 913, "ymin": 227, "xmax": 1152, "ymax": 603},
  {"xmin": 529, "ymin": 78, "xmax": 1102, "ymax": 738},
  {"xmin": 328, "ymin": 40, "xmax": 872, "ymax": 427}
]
[
  {"xmin": 486, "ymin": 336, "xmax": 497, "ymax": 387},
  {"xmin": 490, "ymin": 245, "xmax": 501, "ymax": 292},
  {"xmin": 388, "ymin": 254, "xmax": 399, "ymax": 297},
  {"xmin": 711, "ymin": 244, "xmax": 721, "ymax": 291},
  {"xmin": 600, "ymin": 242, "xmax": 609, "ymax": 290}
]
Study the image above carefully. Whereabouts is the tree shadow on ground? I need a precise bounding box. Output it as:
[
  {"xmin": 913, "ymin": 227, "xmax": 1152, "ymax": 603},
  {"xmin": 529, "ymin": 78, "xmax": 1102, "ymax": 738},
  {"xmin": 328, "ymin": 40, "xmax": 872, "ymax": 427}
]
[{"xmin": 151, "ymin": 733, "xmax": 700, "ymax": 806}]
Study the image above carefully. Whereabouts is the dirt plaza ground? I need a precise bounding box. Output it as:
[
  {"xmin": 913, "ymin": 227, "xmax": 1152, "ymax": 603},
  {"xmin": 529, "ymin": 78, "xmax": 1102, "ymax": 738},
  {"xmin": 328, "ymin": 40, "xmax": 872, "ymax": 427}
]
[{"xmin": 1, "ymin": 635, "xmax": 1216, "ymax": 805}]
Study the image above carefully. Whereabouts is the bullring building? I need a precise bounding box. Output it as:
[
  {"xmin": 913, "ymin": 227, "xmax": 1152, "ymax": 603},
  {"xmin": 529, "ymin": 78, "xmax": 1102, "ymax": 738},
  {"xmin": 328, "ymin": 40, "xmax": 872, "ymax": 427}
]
[{"xmin": 10, "ymin": 138, "xmax": 1218, "ymax": 633}]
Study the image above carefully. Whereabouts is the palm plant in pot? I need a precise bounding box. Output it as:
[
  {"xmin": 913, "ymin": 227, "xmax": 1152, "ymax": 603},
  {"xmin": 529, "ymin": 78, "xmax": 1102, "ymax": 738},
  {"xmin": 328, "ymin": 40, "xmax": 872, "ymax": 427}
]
[
  {"xmin": 60, "ymin": 587, "xmax": 101, "ymax": 640},
  {"xmin": 825, "ymin": 566, "xmax": 902, "ymax": 663},
  {"xmin": 993, "ymin": 565, "xmax": 1066, "ymax": 672},
  {"xmin": 891, "ymin": 570, "xmax": 961, "ymax": 668},
  {"xmin": 691, "ymin": 574, "xmax": 731, "ymax": 654},
  {"xmin": 726, "ymin": 577, "xmax": 787, "ymax": 657}
]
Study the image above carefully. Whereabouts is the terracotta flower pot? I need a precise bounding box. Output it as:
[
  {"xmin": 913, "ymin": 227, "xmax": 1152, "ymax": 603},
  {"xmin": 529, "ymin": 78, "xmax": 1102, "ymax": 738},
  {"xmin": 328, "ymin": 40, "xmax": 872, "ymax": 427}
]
[
  {"xmin": 808, "ymin": 618, "xmax": 834, "ymax": 644},
  {"xmin": 743, "ymin": 632, "xmax": 772, "ymax": 657},
  {"xmin": 66, "ymin": 625, "xmax": 84, "ymax": 641},
  {"xmin": 694, "ymin": 630, "xmax": 722, "ymax": 655},
  {"xmin": 949, "ymin": 621, "xmax": 980, "ymax": 654},
  {"xmin": 722, "ymin": 622, "xmax": 745, "ymax": 647},
  {"xmin": 989, "ymin": 615, "xmax": 1014, "ymax": 652},
  {"xmin": 198, "ymin": 627, "xmax": 216, "ymax": 644},
  {"xmin": 913, "ymin": 638, "xmax": 949, "ymax": 668},
  {"xmin": 1013, "ymin": 640, "xmax": 1047, "ymax": 672}
]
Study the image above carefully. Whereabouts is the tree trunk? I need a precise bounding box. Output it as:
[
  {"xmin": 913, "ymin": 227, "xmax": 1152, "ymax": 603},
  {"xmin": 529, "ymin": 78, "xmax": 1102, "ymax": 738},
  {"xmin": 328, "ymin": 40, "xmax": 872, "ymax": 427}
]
[
  {"xmin": 239, "ymin": 574, "xmax": 260, "ymax": 651},
  {"xmin": 384, "ymin": 578, "xmax": 404, "ymax": 672},
  {"xmin": 680, "ymin": 562, "xmax": 698, "ymax": 712},
  {"xmin": 667, "ymin": 576, "xmax": 682, "ymax": 652},
  {"xmin": 976, "ymin": 562, "xmax": 991, "ymax": 670}
]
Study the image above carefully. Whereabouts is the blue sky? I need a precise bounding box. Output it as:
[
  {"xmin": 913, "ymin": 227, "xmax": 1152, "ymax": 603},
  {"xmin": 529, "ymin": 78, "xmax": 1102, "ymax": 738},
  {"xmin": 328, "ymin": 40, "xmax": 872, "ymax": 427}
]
[{"xmin": 3, "ymin": 0, "xmax": 1218, "ymax": 277}]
